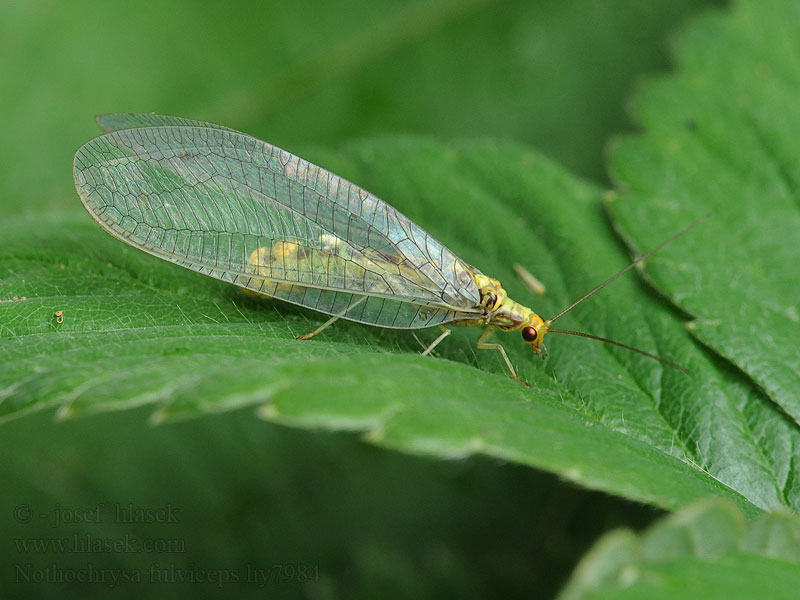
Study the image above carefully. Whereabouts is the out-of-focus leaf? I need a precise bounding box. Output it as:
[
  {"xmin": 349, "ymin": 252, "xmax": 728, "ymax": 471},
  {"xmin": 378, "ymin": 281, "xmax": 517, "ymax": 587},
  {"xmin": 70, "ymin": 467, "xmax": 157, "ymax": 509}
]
[
  {"xmin": 558, "ymin": 499, "xmax": 800, "ymax": 600},
  {"xmin": 0, "ymin": 0, "xmax": 718, "ymax": 220}
]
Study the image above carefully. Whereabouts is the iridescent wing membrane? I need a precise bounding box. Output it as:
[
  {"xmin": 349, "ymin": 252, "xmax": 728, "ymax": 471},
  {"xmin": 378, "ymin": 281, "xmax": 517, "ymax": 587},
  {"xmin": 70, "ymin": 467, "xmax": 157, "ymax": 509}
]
[{"xmin": 74, "ymin": 114, "xmax": 483, "ymax": 329}]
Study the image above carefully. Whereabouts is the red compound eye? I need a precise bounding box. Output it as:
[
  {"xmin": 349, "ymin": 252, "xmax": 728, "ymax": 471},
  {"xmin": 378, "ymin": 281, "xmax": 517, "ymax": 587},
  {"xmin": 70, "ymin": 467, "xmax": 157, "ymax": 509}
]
[{"xmin": 521, "ymin": 326, "xmax": 537, "ymax": 342}]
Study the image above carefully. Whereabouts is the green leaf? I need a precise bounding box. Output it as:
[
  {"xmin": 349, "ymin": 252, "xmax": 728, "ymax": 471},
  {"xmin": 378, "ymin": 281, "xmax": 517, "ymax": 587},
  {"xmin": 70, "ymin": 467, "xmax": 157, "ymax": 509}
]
[
  {"xmin": 608, "ymin": 0, "xmax": 800, "ymax": 424},
  {"xmin": 3, "ymin": 136, "xmax": 798, "ymax": 515},
  {"xmin": 558, "ymin": 499, "xmax": 800, "ymax": 600},
  {"xmin": 0, "ymin": 1, "xmax": 775, "ymax": 597}
]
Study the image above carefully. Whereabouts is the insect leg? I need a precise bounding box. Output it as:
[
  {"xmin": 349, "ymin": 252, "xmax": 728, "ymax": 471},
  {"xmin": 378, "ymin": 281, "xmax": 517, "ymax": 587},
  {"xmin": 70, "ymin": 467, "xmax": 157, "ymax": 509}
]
[
  {"xmin": 476, "ymin": 328, "xmax": 530, "ymax": 387},
  {"xmin": 296, "ymin": 295, "xmax": 369, "ymax": 340},
  {"xmin": 421, "ymin": 325, "xmax": 451, "ymax": 356},
  {"xmin": 513, "ymin": 263, "xmax": 546, "ymax": 296},
  {"xmin": 297, "ymin": 315, "xmax": 340, "ymax": 340}
]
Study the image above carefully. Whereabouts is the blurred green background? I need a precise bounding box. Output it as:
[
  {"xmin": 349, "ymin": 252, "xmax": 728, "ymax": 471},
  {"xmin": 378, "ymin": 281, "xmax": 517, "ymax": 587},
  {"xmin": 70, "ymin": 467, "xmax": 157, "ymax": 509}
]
[{"xmin": 1, "ymin": 0, "xmax": 722, "ymax": 597}]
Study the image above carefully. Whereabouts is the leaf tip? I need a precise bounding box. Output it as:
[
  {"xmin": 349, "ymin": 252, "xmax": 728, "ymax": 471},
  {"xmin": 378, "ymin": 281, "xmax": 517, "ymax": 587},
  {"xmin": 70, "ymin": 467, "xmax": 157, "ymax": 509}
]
[
  {"xmin": 149, "ymin": 408, "xmax": 167, "ymax": 426},
  {"xmin": 257, "ymin": 403, "xmax": 278, "ymax": 420},
  {"xmin": 55, "ymin": 403, "xmax": 74, "ymax": 421}
]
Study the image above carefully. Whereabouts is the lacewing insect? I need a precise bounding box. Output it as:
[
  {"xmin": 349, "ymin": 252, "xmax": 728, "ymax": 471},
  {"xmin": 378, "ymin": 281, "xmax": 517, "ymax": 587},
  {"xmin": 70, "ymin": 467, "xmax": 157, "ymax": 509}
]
[{"xmin": 74, "ymin": 114, "xmax": 698, "ymax": 386}]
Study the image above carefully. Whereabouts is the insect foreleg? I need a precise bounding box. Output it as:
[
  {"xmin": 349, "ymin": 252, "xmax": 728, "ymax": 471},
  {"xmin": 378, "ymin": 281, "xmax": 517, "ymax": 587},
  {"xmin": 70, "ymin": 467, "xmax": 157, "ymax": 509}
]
[{"xmin": 476, "ymin": 328, "xmax": 529, "ymax": 387}]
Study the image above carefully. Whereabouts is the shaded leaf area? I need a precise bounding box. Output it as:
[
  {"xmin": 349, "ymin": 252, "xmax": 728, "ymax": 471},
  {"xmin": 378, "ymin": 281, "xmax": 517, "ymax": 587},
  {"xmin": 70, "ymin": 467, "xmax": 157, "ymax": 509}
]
[
  {"xmin": 558, "ymin": 499, "xmax": 800, "ymax": 600},
  {"xmin": 0, "ymin": 0, "xmax": 719, "ymax": 217},
  {"xmin": 608, "ymin": 0, "xmax": 800, "ymax": 424},
  {"xmin": 2, "ymin": 138, "xmax": 798, "ymax": 514},
  {"xmin": 4, "ymin": 408, "xmax": 660, "ymax": 599}
]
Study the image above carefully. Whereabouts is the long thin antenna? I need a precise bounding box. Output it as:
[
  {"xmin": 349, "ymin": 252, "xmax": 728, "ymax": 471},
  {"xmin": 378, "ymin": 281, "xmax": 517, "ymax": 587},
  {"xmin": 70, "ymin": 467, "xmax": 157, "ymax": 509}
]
[
  {"xmin": 547, "ymin": 215, "xmax": 708, "ymax": 324},
  {"xmin": 547, "ymin": 328, "xmax": 689, "ymax": 373}
]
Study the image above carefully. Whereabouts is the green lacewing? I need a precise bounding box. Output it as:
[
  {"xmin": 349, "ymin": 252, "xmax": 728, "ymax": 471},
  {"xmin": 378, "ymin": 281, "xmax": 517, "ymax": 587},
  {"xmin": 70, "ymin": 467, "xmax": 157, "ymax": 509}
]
[{"xmin": 74, "ymin": 114, "xmax": 695, "ymax": 385}]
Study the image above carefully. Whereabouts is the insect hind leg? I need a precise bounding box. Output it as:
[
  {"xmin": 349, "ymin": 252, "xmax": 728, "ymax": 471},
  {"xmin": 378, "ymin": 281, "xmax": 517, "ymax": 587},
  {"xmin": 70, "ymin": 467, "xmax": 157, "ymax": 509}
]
[
  {"xmin": 296, "ymin": 294, "xmax": 369, "ymax": 341},
  {"xmin": 297, "ymin": 315, "xmax": 340, "ymax": 340},
  {"xmin": 421, "ymin": 325, "xmax": 451, "ymax": 356}
]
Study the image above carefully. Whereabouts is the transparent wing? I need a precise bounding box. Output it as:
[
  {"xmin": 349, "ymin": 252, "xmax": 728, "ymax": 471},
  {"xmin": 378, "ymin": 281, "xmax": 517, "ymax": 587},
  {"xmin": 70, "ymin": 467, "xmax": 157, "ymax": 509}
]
[
  {"xmin": 73, "ymin": 118, "xmax": 481, "ymax": 329},
  {"xmin": 96, "ymin": 113, "xmax": 239, "ymax": 133}
]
